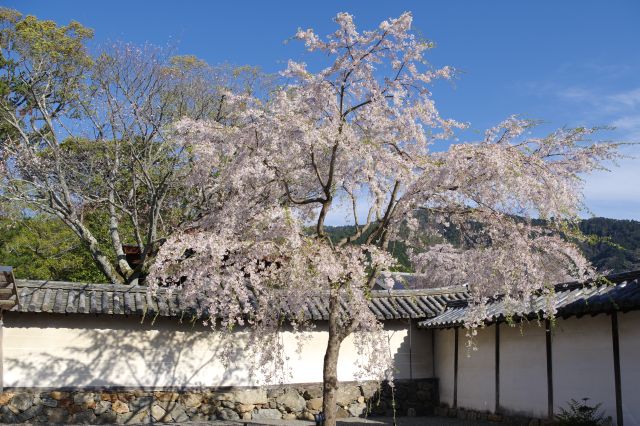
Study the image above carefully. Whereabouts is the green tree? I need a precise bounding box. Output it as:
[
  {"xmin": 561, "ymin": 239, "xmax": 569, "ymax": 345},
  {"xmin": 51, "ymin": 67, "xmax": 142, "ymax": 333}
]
[
  {"xmin": 0, "ymin": 8, "xmax": 273, "ymax": 283},
  {"xmin": 0, "ymin": 214, "xmax": 104, "ymax": 282}
]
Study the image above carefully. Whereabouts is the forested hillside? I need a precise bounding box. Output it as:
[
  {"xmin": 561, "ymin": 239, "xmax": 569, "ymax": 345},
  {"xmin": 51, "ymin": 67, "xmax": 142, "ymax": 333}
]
[
  {"xmin": 1, "ymin": 215, "xmax": 638, "ymax": 281},
  {"xmin": 578, "ymin": 218, "xmax": 640, "ymax": 272},
  {"xmin": 325, "ymin": 216, "xmax": 640, "ymax": 274}
]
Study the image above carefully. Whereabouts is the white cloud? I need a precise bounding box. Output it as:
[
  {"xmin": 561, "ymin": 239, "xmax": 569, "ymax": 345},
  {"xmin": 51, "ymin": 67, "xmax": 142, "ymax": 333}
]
[
  {"xmin": 582, "ymin": 139, "xmax": 640, "ymax": 220},
  {"xmin": 545, "ymin": 86, "xmax": 640, "ymax": 219},
  {"xmin": 612, "ymin": 115, "xmax": 640, "ymax": 140},
  {"xmin": 609, "ymin": 88, "xmax": 640, "ymax": 108}
]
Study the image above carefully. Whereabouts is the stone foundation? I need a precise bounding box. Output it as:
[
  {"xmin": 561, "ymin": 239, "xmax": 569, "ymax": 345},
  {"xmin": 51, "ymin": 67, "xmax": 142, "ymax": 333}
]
[{"xmin": 0, "ymin": 379, "xmax": 437, "ymax": 424}]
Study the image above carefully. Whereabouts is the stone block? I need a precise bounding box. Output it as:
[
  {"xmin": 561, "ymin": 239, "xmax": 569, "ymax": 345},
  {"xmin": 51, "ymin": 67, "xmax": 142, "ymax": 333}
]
[
  {"xmin": 253, "ymin": 408, "xmax": 282, "ymax": 420},
  {"xmin": 94, "ymin": 400, "xmax": 111, "ymax": 415},
  {"xmin": 131, "ymin": 396, "xmax": 153, "ymax": 409},
  {"xmin": 348, "ymin": 401, "xmax": 367, "ymax": 417},
  {"xmin": 10, "ymin": 393, "xmax": 33, "ymax": 412},
  {"xmin": 68, "ymin": 403, "xmax": 84, "ymax": 415},
  {"xmin": 267, "ymin": 387, "xmax": 285, "ymax": 399},
  {"xmin": 151, "ymin": 403, "xmax": 168, "ymax": 421},
  {"xmin": 336, "ymin": 406, "xmax": 350, "ymax": 418},
  {"xmin": 303, "ymin": 386, "xmax": 323, "ymax": 399},
  {"xmin": 153, "ymin": 391, "xmax": 179, "ymax": 402},
  {"xmin": 306, "ymin": 397, "xmax": 323, "ymax": 411},
  {"xmin": 179, "ymin": 392, "xmax": 202, "ymax": 408},
  {"xmin": 233, "ymin": 388, "xmax": 268, "ymax": 405},
  {"xmin": 0, "ymin": 392, "xmax": 15, "ymax": 405},
  {"xmin": 210, "ymin": 392, "xmax": 234, "ymax": 401},
  {"xmin": 17, "ymin": 405, "xmax": 42, "ymax": 422},
  {"xmin": 0, "ymin": 406, "xmax": 17, "ymax": 423},
  {"xmin": 127, "ymin": 409, "xmax": 151, "ymax": 424},
  {"xmin": 73, "ymin": 393, "xmax": 95, "ymax": 406},
  {"xmin": 41, "ymin": 396, "xmax": 58, "ymax": 408},
  {"xmin": 45, "ymin": 407, "xmax": 68, "ymax": 423},
  {"xmin": 97, "ymin": 411, "xmax": 117, "ymax": 424},
  {"xmin": 276, "ymin": 389, "xmax": 306, "ymax": 412},
  {"xmin": 117, "ymin": 392, "xmax": 134, "ymax": 402},
  {"xmin": 72, "ymin": 409, "xmax": 97, "ymax": 424},
  {"xmin": 237, "ymin": 403, "xmax": 255, "ymax": 413},
  {"xmin": 168, "ymin": 405, "xmax": 189, "ymax": 422},
  {"xmin": 111, "ymin": 399, "xmax": 130, "ymax": 414},
  {"xmin": 218, "ymin": 407, "xmax": 240, "ymax": 420},
  {"xmin": 336, "ymin": 386, "xmax": 361, "ymax": 405},
  {"xmin": 199, "ymin": 403, "xmax": 215, "ymax": 415}
]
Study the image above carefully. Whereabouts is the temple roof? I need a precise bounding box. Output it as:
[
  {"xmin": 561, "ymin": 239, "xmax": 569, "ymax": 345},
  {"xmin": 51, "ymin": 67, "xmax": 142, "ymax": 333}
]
[
  {"xmin": 8, "ymin": 278, "xmax": 468, "ymax": 322},
  {"xmin": 419, "ymin": 270, "xmax": 640, "ymax": 329}
]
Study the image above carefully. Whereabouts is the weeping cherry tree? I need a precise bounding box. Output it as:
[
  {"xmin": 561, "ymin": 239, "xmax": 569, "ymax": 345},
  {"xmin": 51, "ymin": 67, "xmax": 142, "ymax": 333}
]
[{"xmin": 150, "ymin": 12, "xmax": 619, "ymax": 425}]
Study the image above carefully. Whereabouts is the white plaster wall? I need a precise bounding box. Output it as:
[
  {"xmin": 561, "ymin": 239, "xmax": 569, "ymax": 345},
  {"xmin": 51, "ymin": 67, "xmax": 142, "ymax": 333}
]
[
  {"xmin": 431, "ymin": 313, "xmax": 637, "ymax": 424},
  {"xmin": 618, "ymin": 310, "xmax": 640, "ymax": 426},
  {"xmin": 457, "ymin": 326, "xmax": 495, "ymax": 412},
  {"xmin": 499, "ymin": 322, "xmax": 547, "ymax": 418},
  {"xmin": 2, "ymin": 314, "xmax": 431, "ymax": 388},
  {"xmin": 552, "ymin": 315, "xmax": 616, "ymax": 423},
  {"xmin": 398, "ymin": 320, "xmax": 433, "ymax": 379},
  {"xmin": 434, "ymin": 328, "xmax": 455, "ymax": 406}
]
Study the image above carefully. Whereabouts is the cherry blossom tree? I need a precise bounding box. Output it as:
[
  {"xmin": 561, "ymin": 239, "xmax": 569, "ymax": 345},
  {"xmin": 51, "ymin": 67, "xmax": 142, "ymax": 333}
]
[{"xmin": 150, "ymin": 12, "xmax": 619, "ymax": 425}]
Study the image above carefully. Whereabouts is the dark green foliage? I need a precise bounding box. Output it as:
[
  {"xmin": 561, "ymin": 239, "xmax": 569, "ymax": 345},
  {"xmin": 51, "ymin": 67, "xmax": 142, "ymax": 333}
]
[
  {"xmin": 578, "ymin": 217, "xmax": 640, "ymax": 272},
  {"xmin": 0, "ymin": 215, "xmax": 105, "ymax": 282},
  {"xmin": 326, "ymin": 216, "xmax": 640, "ymax": 274},
  {"xmin": 556, "ymin": 398, "xmax": 610, "ymax": 426}
]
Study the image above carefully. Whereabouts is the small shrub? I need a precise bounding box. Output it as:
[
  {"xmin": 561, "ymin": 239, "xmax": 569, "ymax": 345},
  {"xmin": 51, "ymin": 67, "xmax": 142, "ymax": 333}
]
[{"xmin": 556, "ymin": 398, "xmax": 610, "ymax": 426}]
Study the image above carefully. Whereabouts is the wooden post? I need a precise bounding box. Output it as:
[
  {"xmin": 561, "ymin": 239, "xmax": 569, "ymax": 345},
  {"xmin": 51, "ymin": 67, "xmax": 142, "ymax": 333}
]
[
  {"xmin": 431, "ymin": 328, "xmax": 436, "ymax": 378},
  {"xmin": 453, "ymin": 326, "xmax": 459, "ymax": 408},
  {"xmin": 408, "ymin": 318, "xmax": 413, "ymax": 380},
  {"xmin": 495, "ymin": 322, "xmax": 500, "ymax": 413},
  {"xmin": 611, "ymin": 312, "xmax": 623, "ymax": 426},
  {"xmin": 545, "ymin": 319, "xmax": 553, "ymax": 420},
  {"xmin": 0, "ymin": 310, "xmax": 4, "ymax": 393}
]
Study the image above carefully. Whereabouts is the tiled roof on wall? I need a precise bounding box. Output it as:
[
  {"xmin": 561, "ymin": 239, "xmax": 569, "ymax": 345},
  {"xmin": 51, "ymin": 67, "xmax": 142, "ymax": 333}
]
[
  {"xmin": 419, "ymin": 270, "xmax": 640, "ymax": 329},
  {"xmin": 9, "ymin": 279, "xmax": 468, "ymax": 322}
]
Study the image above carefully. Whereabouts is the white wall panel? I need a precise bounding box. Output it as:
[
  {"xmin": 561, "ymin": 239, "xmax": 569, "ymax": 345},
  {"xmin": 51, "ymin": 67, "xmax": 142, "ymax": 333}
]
[
  {"xmin": 2, "ymin": 314, "xmax": 430, "ymax": 388},
  {"xmin": 552, "ymin": 315, "xmax": 616, "ymax": 422},
  {"xmin": 499, "ymin": 322, "xmax": 547, "ymax": 417},
  {"xmin": 457, "ymin": 326, "xmax": 495, "ymax": 412},
  {"xmin": 434, "ymin": 328, "xmax": 455, "ymax": 406}
]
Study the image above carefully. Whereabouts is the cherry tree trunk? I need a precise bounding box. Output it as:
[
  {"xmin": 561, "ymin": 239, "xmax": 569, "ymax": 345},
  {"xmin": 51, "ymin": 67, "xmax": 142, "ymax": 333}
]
[{"xmin": 322, "ymin": 290, "xmax": 344, "ymax": 426}]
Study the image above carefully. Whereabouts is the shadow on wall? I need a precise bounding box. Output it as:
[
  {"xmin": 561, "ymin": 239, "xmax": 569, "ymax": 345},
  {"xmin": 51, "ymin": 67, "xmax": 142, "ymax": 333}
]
[
  {"xmin": 3, "ymin": 313, "xmax": 257, "ymax": 389},
  {"xmin": 0, "ymin": 314, "xmax": 441, "ymax": 422}
]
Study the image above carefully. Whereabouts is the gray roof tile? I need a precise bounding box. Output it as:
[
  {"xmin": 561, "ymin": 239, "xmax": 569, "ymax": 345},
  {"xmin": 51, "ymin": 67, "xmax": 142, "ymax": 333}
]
[
  {"xmin": 420, "ymin": 270, "xmax": 640, "ymax": 328},
  {"xmin": 9, "ymin": 279, "xmax": 467, "ymax": 322}
]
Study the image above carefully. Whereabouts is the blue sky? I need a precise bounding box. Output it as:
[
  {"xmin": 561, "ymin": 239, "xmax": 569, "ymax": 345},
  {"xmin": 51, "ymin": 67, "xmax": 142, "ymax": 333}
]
[{"xmin": 8, "ymin": 0, "xmax": 640, "ymax": 221}]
